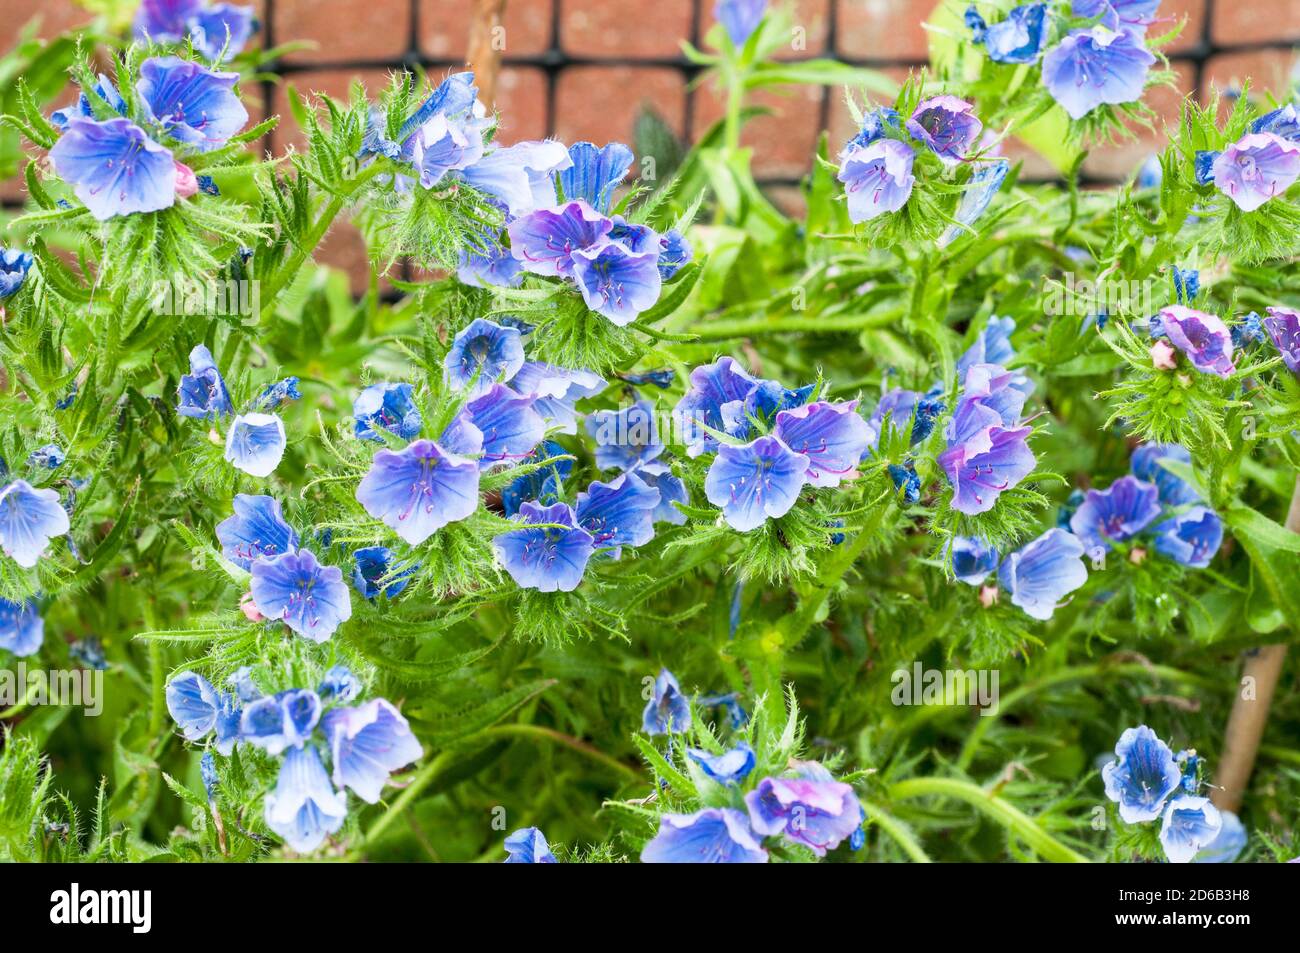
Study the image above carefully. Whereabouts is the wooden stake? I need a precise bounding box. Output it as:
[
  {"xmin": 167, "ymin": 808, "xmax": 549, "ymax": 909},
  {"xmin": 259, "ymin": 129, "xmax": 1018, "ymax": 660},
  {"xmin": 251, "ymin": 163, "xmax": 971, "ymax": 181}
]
[
  {"xmin": 466, "ymin": 0, "xmax": 508, "ymax": 110},
  {"xmin": 1210, "ymin": 475, "xmax": 1299, "ymax": 814}
]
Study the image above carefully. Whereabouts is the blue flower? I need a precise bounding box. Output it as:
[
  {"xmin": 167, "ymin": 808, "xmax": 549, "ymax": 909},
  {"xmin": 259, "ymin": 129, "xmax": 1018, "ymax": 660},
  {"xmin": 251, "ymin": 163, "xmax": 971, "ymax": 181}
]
[
  {"xmin": 455, "ymin": 384, "xmax": 545, "ymax": 470},
  {"xmin": 1137, "ymin": 153, "xmax": 1162, "ymax": 189},
  {"xmin": 136, "ymin": 56, "xmax": 248, "ymax": 152},
  {"xmin": 1153, "ymin": 507, "xmax": 1223, "ymax": 569},
  {"xmin": 940, "ymin": 159, "xmax": 1011, "ymax": 247},
  {"xmin": 642, "ymin": 807, "xmax": 768, "ymax": 863},
  {"xmin": 1130, "ymin": 443, "xmax": 1199, "ymax": 506},
  {"xmin": 263, "ymin": 744, "xmax": 347, "ymax": 854},
  {"xmin": 998, "ymin": 528, "xmax": 1088, "ymax": 620},
  {"xmin": 1265, "ymin": 306, "xmax": 1300, "ymax": 375},
  {"xmin": 951, "ymin": 536, "xmax": 999, "ymax": 586},
  {"xmin": 745, "ymin": 764, "xmax": 862, "ymax": 856},
  {"xmin": 585, "ymin": 401, "xmax": 664, "ymax": 472},
  {"xmin": 356, "ymin": 439, "xmax": 481, "ymax": 545},
  {"xmin": 224, "ymin": 413, "xmax": 286, "ymax": 477},
  {"xmin": 1072, "ymin": 0, "xmax": 1160, "ymax": 34},
  {"xmin": 350, "ymin": 546, "xmax": 415, "ymax": 599},
  {"xmin": 509, "ymin": 363, "xmax": 606, "ymax": 435},
  {"xmin": 0, "ymin": 248, "xmax": 33, "ymax": 299},
  {"xmin": 1041, "ymin": 26, "xmax": 1156, "ymax": 120},
  {"xmin": 957, "ymin": 315, "xmax": 1016, "ymax": 374},
  {"xmin": 773, "ymin": 399, "xmax": 874, "ymax": 488},
  {"xmin": 177, "ymin": 344, "xmax": 233, "ymax": 419},
  {"xmin": 49, "ymin": 117, "xmax": 178, "ymax": 220},
  {"xmin": 404, "ymin": 113, "xmax": 485, "ymax": 189},
  {"xmin": 458, "ymin": 238, "xmax": 524, "ymax": 289},
  {"xmin": 254, "ymin": 377, "xmax": 301, "ymax": 412},
  {"xmin": 1172, "ymin": 267, "xmax": 1200, "ymax": 304},
  {"xmin": 907, "ymin": 96, "xmax": 982, "ymax": 166},
  {"xmin": 200, "ymin": 752, "xmax": 218, "ymax": 800},
  {"xmin": 965, "ymin": 4, "xmax": 988, "ymax": 43},
  {"xmin": 571, "ymin": 241, "xmax": 662, "ymax": 325},
  {"xmin": 1160, "ymin": 795, "xmax": 1223, "ymax": 864},
  {"xmin": 318, "ymin": 665, "xmax": 361, "ymax": 703},
  {"xmin": 657, "ymin": 229, "xmax": 692, "ymax": 279},
  {"xmin": 1212, "ymin": 131, "xmax": 1300, "ymax": 213},
  {"xmin": 1252, "ymin": 103, "xmax": 1300, "ymax": 142},
  {"xmin": 961, "ymin": 363, "xmax": 1034, "ymax": 427},
  {"xmin": 838, "ymin": 139, "xmax": 916, "ymax": 222},
  {"xmin": 353, "ymin": 382, "xmax": 423, "ymax": 442},
  {"xmin": 1193, "ymin": 810, "xmax": 1247, "ymax": 863},
  {"xmin": 672, "ymin": 357, "xmax": 767, "ymax": 457},
  {"xmin": 1159, "ymin": 305, "xmax": 1237, "ymax": 378},
  {"xmin": 445, "ymin": 319, "xmax": 526, "ymax": 398},
  {"xmin": 26, "ymin": 445, "xmax": 65, "ymax": 469},
  {"xmin": 461, "ymin": 139, "xmax": 573, "ymax": 217},
  {"xmin": 50, "ymin": 74, "xmax": 126, "ymax": 130},
  {"xmin": 188, "ymin": 3, "xmax": 258, "ymax": 60},
  {"xmin": 842, "ymin": 107, "xmax": 901, "ymax": 154},
  {"xmin": 240, "ymin": 688, "xmax": 322, "ymax": 755},
  {"xmin": 982, "ymin": 3, "xmax": 1049, "ymax": 64},
  {"xmin": 0, "ymin": 479, "xmax": 71, "ymax": 568},
  {"xmin": 133, "ymin": 0, "xmax": 204, "ymax": 42},
  {"xmin": 704, "ymin": 435, "xmax": 809, "ymax": 532},
  {"xmin": 688, "ymin": 742, "xmax": 756, "ymax": 786},
  {"xmin": 166, "ymin": 671, "xmax": 223, "ymax": 741},
  {"xmin": 1069, "ymin": 475, "xmax": 1161, "ymax": 554},
  {"xmin": 642, "ymin": 668, "xmax": 692, "ymax": 735},
  {"xmin": 249, "ymin": 549, "xmax": 352, "ymax": 642},
  {"xmin": 939, "ymin": 398, "xmax": 1034, "ymax": 516},
  {"xmin": 0, "ymin": 598, "xmax": 43, "ymax": 658},
  {"xmin": 503, "ymin": 827, "xmax": 558, "ymax": 863},
  {"xmin": 322, "ymin": 699, "xmax": 422, "ymax": 803},
  {"xmin": 575, "ymin": 472, "xmax": 660, "ymax": 556},
  {"xmin": 888, "ymin": 461, "xmax": 922, "ymax": 504},
  {"xmin": 1232, "ymin": 311, "xmax": 1266, "ymax": 350},
  {"xmin": 1102, "ymin": 724, "xmax": 1182, "ymax": 823},
  {"xmin": 697, "ymin": 691, "xmax": 748, "ymax": 728},
  {"xmin": 714, "ymin": 0, "xmax": 768, "ymax": 48},
  {"xmin": 491, "ymin": 501, "xmax": 595, "ymax": 592},
  {"xmin": 501, "ymin": 441, "xmax": 572, "ymax": 517},
  {"xmin": 557, "ymin": 141, "xmax": 633, "ymax": 214},
  {"xmin": 641, "ymin": 468, "xmax": 689, "ymax": 525},
  {"xmin": 216, "ymin": 493, "xmax": 298, "ymax": 570}
]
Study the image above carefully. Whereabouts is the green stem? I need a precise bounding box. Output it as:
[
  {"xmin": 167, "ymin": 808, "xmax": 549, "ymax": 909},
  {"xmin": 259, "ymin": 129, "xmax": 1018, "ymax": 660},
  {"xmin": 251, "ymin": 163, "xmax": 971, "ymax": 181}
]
[
  {"xmin": 480, "ymin": 724, "xmax": 643, "ymax": 783},
  {"xmin": 353, "ymin": 749, "xmax": 455, "ymax": 856},
  {"xmin": 888, "ymin": 777, "xmax": 1090, "ymax": 863},
  {"xmin": 693, "ymin": 307, "xmax": 906, "ymax": 340},
  {"xmin": 860, "ymin": 799, "xmax": 932, "ymax": 863}
]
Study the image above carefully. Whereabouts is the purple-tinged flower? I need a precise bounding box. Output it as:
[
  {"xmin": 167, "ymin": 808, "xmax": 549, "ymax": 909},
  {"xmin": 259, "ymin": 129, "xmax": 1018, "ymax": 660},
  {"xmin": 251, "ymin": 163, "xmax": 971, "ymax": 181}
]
[
  {"xmin": 687, "ymin": 742, "xmax": 756, "ymax": 786},
  {"xmin": 643, "ymin": 668, "xmax": 691, "ymax": 734},
  {"xmin": 641, "ymin": 468, "xmax": 689, "ymax": 525},
  {"xmin": 1072, "ymin": 0, "xmax": 1160, "ymax": 33},
  {"xmin": 585, "ymin": 401, "xmax": 664, "ymax": 472},
  {"xmin": 263, "ymin": 745, "xmax": 347, "ymax": 854},
  {"xmin": 353, "ymin": 382, "xmax": 423, "ymax": 442},
  {"xmin": 1161, "ymin": 795, "xmax": 1223, "ymax": 864},
  {"xmin": 216, "ymin": 493, "xmax": 298, "ymax": 570},
  {"xmin": 188, "ymin": 3, "xmax": 258, "ymax": 60},
  {"xmin": 907, "ymin": 96, "xmax": 983, "ymax": 166},
  {"xmin": 958, "ymin": 316, "xmax": 1017, "ymax": 375},
  {"xmin": 1153, "ymin": 507, "xmax": 1222, "ymax": 568},
  {"xmin": 49, "ymin": 117, "xmax": 177, "ymax": 220},
  {"xmin": 866, "ymin": 388, "xmax": 919, "ymax": 447},
  {"xmin": 960, "ymin": 363, "xmax": 1034, "ymax": 427},
  {"xmin": 501, "ymin": 441, "xmax": 572, "ymax": 517},
  {"xmin": 351, "ymin": 545, "xmax": 416, "ymax": 600},
  {"xmin": 951, "ymin": 536, "xmax": 999, "ymax": 586},
  {"xmin": 405, "ymin": 112, "xmax": 484, "ymax": 188},
  {"xmin": 0, "ymin": 248, "xmax": 33, "ymax": 299},
  {"xmin": 998, "ymin": 528, "xmax": 1088, "ymax": 620},
  {"xmin": 456, "ymin": 384, "xmax": 545, "ymax": 469},
  {"xmin": 445, "ymin": 319, "xmax": 525, "ymax": 398},
  {"xmin": 772, "ymin": 400, "xmax": 873, "ymax": 488},
  {"xmin": 1192, "ymin": 810, "xmax": 1246, "ymax": 864},
  {"xmin": 982, "ymin": 3, "xmax": 1049, "ymax": 64},
  {"xmin": 642, "ymin": 807, "xmax": 768, "ymax": 863},
  {"xmin": 136, "ymin": 56, "xmax": 248, "ymax": 152},
  {"xmin": 0, "ymin": 479, "xmax": 70, "ymax": 568},
  {"xmin": 1263, "ymin": 305, "xmax": 1300, "ymax": 375},
  {"xmin": 508, "ymin": 363, "xmax": 606, "ymax": 435},
  {"xmin": 177, "ymin": 344, "xmax": 233, "ymax": 419},
  {"xmin": 224, "ymin": 412, "xmax": 286, "ymax": 477},
  {"xmin": 571, "ymin": 241, "xmax": 663, "ymax": 325},
  {"xmin": 745, "ymin": 766, "xmax": 862, "ymax": 856},
  {"xmin": 0, "ymin": 598, "xmax": 43, "ymax": 657},
  {"xmin": 250, "ymin": 549, "xmax": 352, "ymax": 642},
  {"xmin": 492, "ymin": 500, "xmax": 595, "ymax": 592},
  {"xmin": 838, "ymin": 138, "xmax": 916, "ymax": 223},
  {"xmin": 1158, "ymin": 305, "xmax": 1236, "ymax": 378},
  {"xmin": 240, "ymin": 688, "xmax": 321, "ymax": 755},
  {"xmin": 575, "ymin": 472, "xmax": 660, "ymax": 556},
  {"xmin": 504, "ymin": 826, "xmax": 558, "ymax": 863},
  {"xmin": 458, "ymin": 239, "xmax": 524, "ymax": 289},
  {"xmin": 461, "ymin": 139, "xmax": 573, "ymax": 217},
  {"xmin": 507, "ymin": 200, "xmax": 613, "ymax": 277},
  {"xmin": 714, "ymin": 0, "xmax": 768, "ymax": 47},
  {"xmin": 1211, "ymin": 131, "xmax": 1300, "ymax": 212},
  {"xmin": 322, "ymin": 698, "xmax": 422, "ymax": 803},
  {"xmin": 1252, "ymin": 103, "xmax": 1300, "ymax": 142},
  {"xmin": 672, "ymin": 357, "xmax": 764, "ymax": 457},
  {"xmin": 1102, "ymin": 724, "xmax": 1181, "ymax": 823},
  {"xmin": 704, "ymin": 435, "xmax": 809, "ymax": 532},
  {"xmin": 940, "ymin": 159, "xmax": 1011, "ymax": 247},
  {"xmin": 166, "ymin": 671, "xmax": 223, "ymax": 741},
  {"xmin": 1041, "ymin": 26, "xmax": 1155, "ymax": 120},
  {"xmin": 1131, "ymin": 443, "xmax": 1199, "ymax": 506},
  {"xmin": 657, "ymin": 229, "xmax": 692, "ymax": 279},
  {"xmin": 557, "ymin": 141, "xmax": 633, "ymax": 214},
  {"xmin": 356, "ymin": 439, "xmax": 481, "ymax": 545},
  {"xmin": 939, "ymin": 400, "xmax": 1035, "ymax": 516},
  {"xmin": 1069, "ymin": 475, "xmax": 1161, "ymax": 554}
]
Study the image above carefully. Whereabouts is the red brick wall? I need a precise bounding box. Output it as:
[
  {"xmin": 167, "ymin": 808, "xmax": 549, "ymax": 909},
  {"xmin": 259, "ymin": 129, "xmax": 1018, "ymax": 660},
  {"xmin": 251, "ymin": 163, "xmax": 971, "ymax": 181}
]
[{"xmin": 6, "ymin": 0, "xmax": 1300, "ymax": 285}]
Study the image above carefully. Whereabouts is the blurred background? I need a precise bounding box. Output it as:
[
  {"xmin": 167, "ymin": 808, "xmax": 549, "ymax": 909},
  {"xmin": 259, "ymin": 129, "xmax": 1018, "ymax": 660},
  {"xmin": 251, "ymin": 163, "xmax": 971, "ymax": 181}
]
[{"xmin": 4, "ymin": 0, "xmax": 1300, "ymax": 285}]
